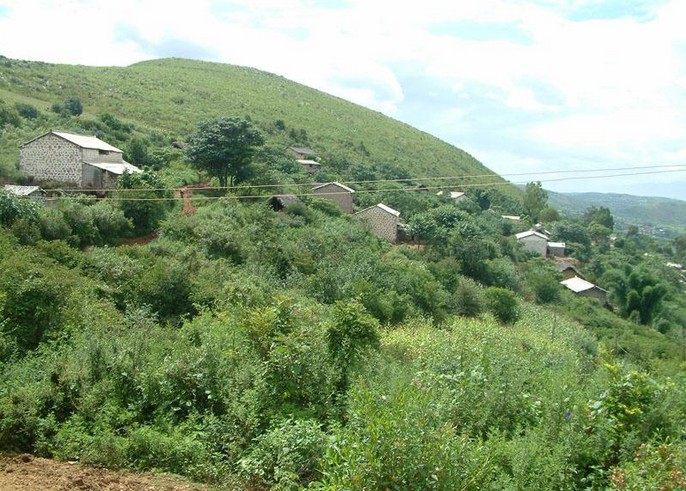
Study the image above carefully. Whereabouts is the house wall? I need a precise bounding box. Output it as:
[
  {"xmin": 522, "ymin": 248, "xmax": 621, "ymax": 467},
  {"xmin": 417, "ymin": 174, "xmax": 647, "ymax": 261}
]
[
  {"xmin": 357, "ymin": 207, "xmax": 398, "ymax": 243},
  {"xmin": 313, "ymin": 184, "xmax": 354, "ymax": 213},
  {"xmin": 82, "ymin": 148, "xmax": 123, "ymax": 164},
  {"xmin": 578, "ymin": 288, "xmax": 607, "ymax": 304},
  {"xmin": 548, "ymin": 245, "xmax": 566, "ymax": 257},
  {"xmin": 519, "ymin": 236, "xmax": 547, "ymax": 256},
  {"xmin": 19, "ymin": 133, "xmax": 82, "ymax": 184}
]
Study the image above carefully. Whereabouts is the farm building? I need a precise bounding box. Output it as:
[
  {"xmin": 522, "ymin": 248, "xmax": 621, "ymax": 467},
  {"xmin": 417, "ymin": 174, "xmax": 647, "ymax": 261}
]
[
  {"xmin": 560, "ymin": 276, "xmax": 608, "ymax": 304},
  {"xmin": 312, "ymin": 181, "xmax": 355, "ymax": 214},
  {"xmin": 547, "ymin": 241, "xmax": 566, "ymax": 257},
  {"xmin": 355, "ymin": 203, "xmax": 401, "ymax": 243},
  {"xmin": 436, "ymin": 190, "xmax": 466, "ymax": 201},
  {"xmin": 19, "ymin": 131, "xmax": 141, "ymax": 189}
]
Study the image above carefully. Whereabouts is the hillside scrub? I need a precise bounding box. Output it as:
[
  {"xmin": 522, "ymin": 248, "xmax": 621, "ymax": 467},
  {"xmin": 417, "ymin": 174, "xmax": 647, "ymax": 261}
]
[
  {"xmin": 0, "ymin": 189, "xmax": 685, "ymax": 490},
  {"xmin": 1, "ymin": 57, "xmax": 686, "ymax": 489}
]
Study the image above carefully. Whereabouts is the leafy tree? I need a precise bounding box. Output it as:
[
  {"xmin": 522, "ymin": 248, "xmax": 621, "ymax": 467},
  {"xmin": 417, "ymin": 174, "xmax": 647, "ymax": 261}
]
[
  {"xmin": 523, "ymin": 181, "xmax": 548, "ymax": 223},
  {"xmin": 584, "ymin": 206, "xmax": 614, "ymax": 231},
  {"xmin": 126, "ymin": 136, "xmax": 150, "ymax": 166},
  {"xmin": 606, "ymin": 267, "xmax": 667, "ymax": 325},
  {"xmin": 116, "ymin": 169, "xmax": 173, "ymax": 234},
  {"xmin": 186, "ymin": 116, "xmax": 265, "ymax": 189},
  {"xmin": 14, "ymin": 102, "xmax": 39, "ymax": 120},
  {"xmin": 0, "ymin": 100, "xmax": 21, "ymax": 127},
  {"xmin": 539, "ymin": 206, "xmax": 560, "ymax": 223}
]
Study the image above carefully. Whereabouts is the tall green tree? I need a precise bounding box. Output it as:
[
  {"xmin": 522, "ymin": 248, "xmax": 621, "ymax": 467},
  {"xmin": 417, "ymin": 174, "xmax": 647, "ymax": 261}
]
[
  {"xmin": 523, "ymin": 181, "xmax": 548, "ymax": 223},
  {"xmin": 186, "ymin": 116, "xmax": 265, "ymax": 190}
]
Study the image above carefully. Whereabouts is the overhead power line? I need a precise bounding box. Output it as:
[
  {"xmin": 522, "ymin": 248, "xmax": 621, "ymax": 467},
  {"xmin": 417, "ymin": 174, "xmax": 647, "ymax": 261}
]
[
  {"xmin": 48, "ymin": 167, "xmax": 686, "ymax": 202},
  {"xmin": 53, "ymin": 163, "xmax": 686, "ymax": 194}
]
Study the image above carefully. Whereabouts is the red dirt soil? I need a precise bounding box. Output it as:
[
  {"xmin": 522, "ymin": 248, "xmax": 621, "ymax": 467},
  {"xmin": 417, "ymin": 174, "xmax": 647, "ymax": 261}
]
[{"xmin": 0, "ymin": 454, "xmax": 211, "ymax": 491}]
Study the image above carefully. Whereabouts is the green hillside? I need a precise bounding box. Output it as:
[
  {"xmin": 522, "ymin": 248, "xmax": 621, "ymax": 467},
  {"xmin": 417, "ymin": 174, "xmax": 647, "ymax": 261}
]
[
  {"xmin": 548, "ymin": 190, "xmax": 686, "ymax": 238},
  {"xmin": 0, "ymin": 56, "xmax": 505, "ymax": 191}
]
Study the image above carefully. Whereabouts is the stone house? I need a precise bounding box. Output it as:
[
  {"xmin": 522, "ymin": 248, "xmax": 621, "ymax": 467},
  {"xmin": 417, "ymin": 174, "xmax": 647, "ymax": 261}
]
[
  {"xmin": 355, "ymin": 203, "xmax": 401, "ymax": 243},
  {"xmin": 19, "ymin": 131, "xmax": 141, "ymax": 189},
  {"xmin": 312, "ymin": 181, "xmax": 355, "ymax": 213},
  {"xmin": 560, "ymin": 276, "xmax": 608, "ymax": 304},
  {"xmin": 556, "ymin": 260, "xmax": 583, "ymax": 280},
  {"xmin": 515, "ymin": 230, "xmax": 549, "ymax": 256}
]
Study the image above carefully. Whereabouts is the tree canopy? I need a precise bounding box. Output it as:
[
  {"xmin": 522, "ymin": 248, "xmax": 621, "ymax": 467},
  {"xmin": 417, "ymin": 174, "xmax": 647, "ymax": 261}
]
[{"xmin": 185, "ymin": 116, "xmax": 265, "ymax": 190}]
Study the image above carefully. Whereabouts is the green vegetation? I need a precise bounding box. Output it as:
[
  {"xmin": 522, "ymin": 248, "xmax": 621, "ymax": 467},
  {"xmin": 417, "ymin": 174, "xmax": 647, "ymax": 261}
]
[{"xmin": 1, "ymin": 56, "xmax": 685, "ymax": 489}]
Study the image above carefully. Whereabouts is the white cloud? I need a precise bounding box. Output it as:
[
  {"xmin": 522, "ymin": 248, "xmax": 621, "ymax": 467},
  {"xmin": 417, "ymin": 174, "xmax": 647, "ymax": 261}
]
[{"xmin": 0, "ymin": 0, "xmax": 685, "ymax": 197}]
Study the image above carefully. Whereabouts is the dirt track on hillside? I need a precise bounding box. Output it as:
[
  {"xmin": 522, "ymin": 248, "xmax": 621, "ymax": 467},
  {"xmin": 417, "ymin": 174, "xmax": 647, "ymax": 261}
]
[{"xmin": 0, "ymin": 454, "xmax": 211, "ymax": 491}]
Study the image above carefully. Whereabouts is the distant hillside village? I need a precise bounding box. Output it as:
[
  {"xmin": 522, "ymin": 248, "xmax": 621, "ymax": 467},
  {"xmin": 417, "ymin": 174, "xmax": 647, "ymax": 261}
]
[{"xmin": 3, "ymin": 129, "xmax": 610, "ymax": 300}]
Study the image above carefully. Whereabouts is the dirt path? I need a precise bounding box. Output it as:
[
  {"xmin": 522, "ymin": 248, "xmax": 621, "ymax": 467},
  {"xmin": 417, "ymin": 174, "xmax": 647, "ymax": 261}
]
[{"xmin": 0, "ymin": 454, "xmax": 211, "ymax": 491}]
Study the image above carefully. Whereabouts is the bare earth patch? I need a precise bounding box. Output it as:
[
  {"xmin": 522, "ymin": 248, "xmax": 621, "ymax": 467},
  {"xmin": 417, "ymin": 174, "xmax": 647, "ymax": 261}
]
[{"xmin": 0, "ymin": 454, "xmax": 211, "ymax": 491}]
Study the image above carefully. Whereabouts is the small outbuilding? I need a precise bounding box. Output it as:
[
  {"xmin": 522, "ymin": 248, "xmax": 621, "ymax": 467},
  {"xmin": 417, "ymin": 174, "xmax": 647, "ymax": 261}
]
[
  {"xmin": 547, "ymin": 241, "xmax": 566, "ymax": 257},
  {"xmin": 312, "ymin": 181, "xmax": 355, "ymax": 214},
  {"xmin": 560, "ymin": 276, "xmax": 608, "ymax": 304},
  {"xmin": 437, "ymin": 190, "xmax": 466, "ymax": 201},
  {"xmin": 3, "ymin": 184, "xmax": 45, "ymax": 202},
  {"xmin": 267, "ymin": 194, "xmax": 301, "ymax": 211},
  {"xmin": 355, "ymin": 203, "xmax": 401, "ymax": 243}
]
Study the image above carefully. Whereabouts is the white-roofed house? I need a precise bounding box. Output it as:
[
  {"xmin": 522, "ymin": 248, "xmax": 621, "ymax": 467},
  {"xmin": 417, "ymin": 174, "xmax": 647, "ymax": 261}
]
[
  {"xmin": 437, "ymin": 190, "xmax": 466, "ymax": 201},
  {"xmin": 560, "ymin": 276, "xmax": 608, "ymax": 305},
  {"xmin": 297, "ymin": 159, "xmax": 322, "ymax": 173},
  {"xmin": 312, "ymin": 181, "xmax": 355, "ymax": 213},
  {"xmin": 515, "ymin": 230, "xmax": 549, "ymax": 256},
  {"xmin": 355, "ymin": 203, "xmax": 401, "ymax": 243},
  {"xmin": 19, "ymin": 130, "xmax": 141, "ymax": 189}
]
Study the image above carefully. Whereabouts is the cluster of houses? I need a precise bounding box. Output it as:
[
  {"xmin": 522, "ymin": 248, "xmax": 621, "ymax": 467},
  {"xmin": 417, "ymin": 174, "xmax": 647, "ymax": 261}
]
[
  {"xmin": 6, "ymin": 131, "xmax": 608, "ymax": 304},
  {"xmin": 514, "ymin": 226, "xmax": 607, "ymax": 304}
]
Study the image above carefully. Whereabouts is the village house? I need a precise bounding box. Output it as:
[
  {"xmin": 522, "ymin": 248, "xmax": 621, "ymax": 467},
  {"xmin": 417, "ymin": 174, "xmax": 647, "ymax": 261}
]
[
  {"xmin": 312, "ymin": 181, "xmax": 355, "ymax": 213},
  {"xmin": 19, "ymin": 131, "xmax": 141, "ymax": 189},
  {"xmin": 515, "ymin": 230, "xmax": 549, "ymax": 256},
  {"xmin": 355, "ymin": 203, "xmax": 401, "ymax": 243},
  {"xmin": 560, "ymin": 276, "xmax": 608, "ymax": 305}
]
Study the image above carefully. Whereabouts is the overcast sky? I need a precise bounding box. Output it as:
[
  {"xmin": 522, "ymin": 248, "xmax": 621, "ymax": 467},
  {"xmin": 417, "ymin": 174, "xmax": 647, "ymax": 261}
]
[{"xmin": 1, "ymin": 0, "xmax": 685, "ymax": 199}]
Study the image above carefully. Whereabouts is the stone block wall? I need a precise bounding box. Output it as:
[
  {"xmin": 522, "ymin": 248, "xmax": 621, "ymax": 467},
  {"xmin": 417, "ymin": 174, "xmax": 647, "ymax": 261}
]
[{"xmin": 19, "ymin": 133, "xmax": 83, "ymax": 185}]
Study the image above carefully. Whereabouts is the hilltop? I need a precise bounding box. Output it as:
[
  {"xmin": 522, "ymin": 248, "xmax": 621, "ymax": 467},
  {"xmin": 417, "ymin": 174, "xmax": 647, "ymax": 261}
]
[{"xmin": 0, "ymin": 56, "xmax": 511, "ymax": 194}]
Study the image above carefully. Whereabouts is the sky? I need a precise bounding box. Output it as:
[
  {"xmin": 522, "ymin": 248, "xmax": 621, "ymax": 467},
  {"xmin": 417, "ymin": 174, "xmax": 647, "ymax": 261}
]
[{"xmin": 1, "ymin": 0, "xmax": 685, "ymax": 200}]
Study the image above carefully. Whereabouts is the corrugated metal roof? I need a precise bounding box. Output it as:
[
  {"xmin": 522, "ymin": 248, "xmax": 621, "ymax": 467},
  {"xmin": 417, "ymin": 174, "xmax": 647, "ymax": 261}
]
[
  {"xmin": 85, "ymin": 162, "xmax": 142, "ymax": 175},
  {"xmin": 561, "ymin": 276, "xmax": 606, "ymax": 293},
  {"xmin": 3, "ymin": 185, "xmax": 42, "ymax": 196},
  {"xmin": 53, "ymin": 131, "xmax": 122, "ymax": 152},
  {"xmin": 297, "ymin": 159, "xmax": 321, "ymax": 166},
  {"xmin": 548, "ymin": 242, "xmax": 566, "ymax": 248}
]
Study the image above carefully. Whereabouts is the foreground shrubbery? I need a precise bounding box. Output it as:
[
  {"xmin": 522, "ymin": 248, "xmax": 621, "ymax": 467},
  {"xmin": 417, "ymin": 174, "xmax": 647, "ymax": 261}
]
[{"xmin": 1, "ymin": 196, "xmax": 685, "ymax": 490}]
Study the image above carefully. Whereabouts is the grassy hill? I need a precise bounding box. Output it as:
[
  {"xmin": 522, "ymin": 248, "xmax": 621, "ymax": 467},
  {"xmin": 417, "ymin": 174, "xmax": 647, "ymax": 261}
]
[
  {"xmin": 0, "ymin": 56, "xmax": 508, "ymax": 192},
  {"xmin": 547, "ymin": 190, "xmax": 686, "ymax": 238}
]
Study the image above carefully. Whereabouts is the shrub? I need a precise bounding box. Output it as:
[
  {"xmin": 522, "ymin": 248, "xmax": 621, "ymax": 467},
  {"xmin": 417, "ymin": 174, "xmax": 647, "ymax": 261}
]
[
  {"xmin": 485, "ymin": 287, "xmax": 520, "ymax": 324},
  {"xmin": 238, "ymin": 418, "xmax": 327, "ymax": 489},
  {"xmin": 454, "ymin": 279, "xmax": 484, "ymax": 317}
]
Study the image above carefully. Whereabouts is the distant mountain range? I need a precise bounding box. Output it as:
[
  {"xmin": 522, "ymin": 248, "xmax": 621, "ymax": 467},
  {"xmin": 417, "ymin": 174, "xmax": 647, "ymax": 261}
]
[{"xmin": 547, "ymin": 190, "xmax": 686, "ymax": 238}]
